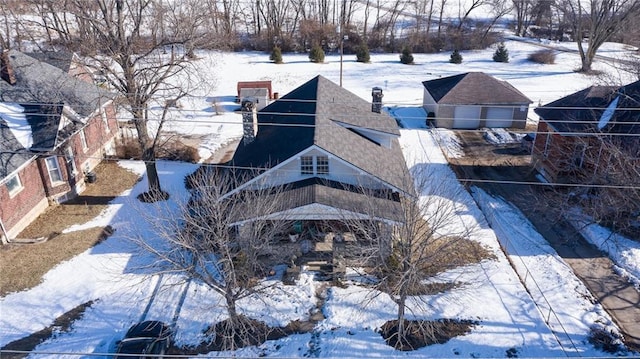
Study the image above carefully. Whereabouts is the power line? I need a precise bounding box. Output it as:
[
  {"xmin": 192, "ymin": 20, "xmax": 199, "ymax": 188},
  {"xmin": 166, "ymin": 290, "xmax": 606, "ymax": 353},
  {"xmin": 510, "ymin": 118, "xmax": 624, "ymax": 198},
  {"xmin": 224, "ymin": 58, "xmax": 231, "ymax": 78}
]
[{"xmin": 2, "ymin": 149, "xmax": 637, "ymax": 191}]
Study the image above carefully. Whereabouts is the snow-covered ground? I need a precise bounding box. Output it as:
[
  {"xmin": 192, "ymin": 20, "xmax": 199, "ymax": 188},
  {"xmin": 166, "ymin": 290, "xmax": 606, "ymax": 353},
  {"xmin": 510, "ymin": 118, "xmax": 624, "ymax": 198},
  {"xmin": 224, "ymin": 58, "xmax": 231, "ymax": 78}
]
[{"xmin": 2, "ymin": 40, "xmax": 639, "ymax": 357}]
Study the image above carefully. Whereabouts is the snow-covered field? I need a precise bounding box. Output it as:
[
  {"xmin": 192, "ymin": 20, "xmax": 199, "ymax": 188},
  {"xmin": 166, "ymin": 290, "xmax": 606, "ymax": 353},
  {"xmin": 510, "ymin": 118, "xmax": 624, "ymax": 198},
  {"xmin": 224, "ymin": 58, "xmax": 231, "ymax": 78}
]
[{"xmin": 2, "ymin": 40, "xmax": 639, "ymax": 357}]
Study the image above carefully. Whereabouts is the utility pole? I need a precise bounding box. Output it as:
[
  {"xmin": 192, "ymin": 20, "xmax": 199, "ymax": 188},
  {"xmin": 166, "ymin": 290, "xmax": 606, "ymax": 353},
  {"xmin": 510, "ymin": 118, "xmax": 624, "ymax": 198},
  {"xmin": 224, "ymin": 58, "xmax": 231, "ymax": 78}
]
[{"xmin": 339, "ymin": 0, "xmax": 346, "ymax": 87}]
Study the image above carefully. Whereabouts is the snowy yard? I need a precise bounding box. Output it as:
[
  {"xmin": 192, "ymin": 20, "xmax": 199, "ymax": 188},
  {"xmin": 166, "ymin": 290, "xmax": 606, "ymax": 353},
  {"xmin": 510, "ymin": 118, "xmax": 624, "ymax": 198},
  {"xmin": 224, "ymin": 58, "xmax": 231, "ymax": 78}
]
[{"xmin": 2, "ymin": 40, "xmax": 639, "ymax": 357}]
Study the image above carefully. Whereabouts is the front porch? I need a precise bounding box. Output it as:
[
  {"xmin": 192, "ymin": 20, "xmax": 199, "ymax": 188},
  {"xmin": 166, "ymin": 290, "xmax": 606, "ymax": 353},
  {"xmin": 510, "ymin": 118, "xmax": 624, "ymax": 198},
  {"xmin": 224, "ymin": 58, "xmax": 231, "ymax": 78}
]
[{"xmin": 253, "ymin": 220, "xmax": 391, "ymax": 283}]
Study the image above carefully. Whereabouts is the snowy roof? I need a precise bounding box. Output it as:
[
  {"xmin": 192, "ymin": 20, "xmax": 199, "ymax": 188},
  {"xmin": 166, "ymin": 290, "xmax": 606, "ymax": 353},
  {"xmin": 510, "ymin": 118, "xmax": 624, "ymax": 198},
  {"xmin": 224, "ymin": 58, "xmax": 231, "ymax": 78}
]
[
  {"xmin": 535, "ymin": 80, "xmax": 640, "ymax": 135},
  {"xmin": 0, "ymin": 103, "xmax": 36, "ymax": 179},
  {"xmin": 422, "ymin": 72, "xmax": 532, "ymax": 105}
]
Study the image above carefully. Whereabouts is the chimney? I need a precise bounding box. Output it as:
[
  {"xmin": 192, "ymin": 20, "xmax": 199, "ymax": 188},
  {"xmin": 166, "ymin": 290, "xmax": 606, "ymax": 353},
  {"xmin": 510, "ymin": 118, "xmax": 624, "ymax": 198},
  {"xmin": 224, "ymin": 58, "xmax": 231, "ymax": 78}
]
[
  {"xmin": 371, "ymin": 87, "xmax": 383, "ymax": 113},
  {"xmin": 241, "ymin": 100, "xmax": 257, "ymax": 144},
  {"xmin": 1, "ymin": 50, "xmax": 17, "ymax": 85}
]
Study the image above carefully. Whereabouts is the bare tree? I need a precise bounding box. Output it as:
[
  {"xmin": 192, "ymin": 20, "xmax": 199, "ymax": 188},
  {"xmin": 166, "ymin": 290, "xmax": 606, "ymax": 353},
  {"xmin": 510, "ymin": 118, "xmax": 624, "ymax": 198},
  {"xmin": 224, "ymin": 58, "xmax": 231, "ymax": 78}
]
[
  {"xmin": 512, "ymin": 0, "xmax": 534, "ymax": 36},
  {"xmin": 479, "ymin": 0, "xmax": 513, "ymax": 42},
  {"xmin": 134, "ymin": 168, "xmax": 294, "ymax": 349},
  {"xmin": 547, "ymin": 132, "xmax": 640, "ymax": 238},
  {"xmin": 456, "ymin": 0, "xmax": 490, "ymax": 31},
  {"xmin": 557, "ymin": 0, "xmax": 640, "ymax": 72},
  {"xmin": 334, "ymin": 166, "xmax": 487, "ymax": 349},
  {"xmin": 31, "ymin": 0, "xmax": 215, "ymax": 200}
]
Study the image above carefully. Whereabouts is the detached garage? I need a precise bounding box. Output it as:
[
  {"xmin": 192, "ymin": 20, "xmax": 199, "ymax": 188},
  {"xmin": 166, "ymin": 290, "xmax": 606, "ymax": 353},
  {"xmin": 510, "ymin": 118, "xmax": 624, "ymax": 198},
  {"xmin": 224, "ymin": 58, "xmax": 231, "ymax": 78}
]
[
  {"xmin": 453, "ymin": 105, "xmax": 481, "ymax": 129},
  {"xmin": 485, "ymin": 106, "xmax": 514, "ymax": 127},
  {"xmin": 422, "ymin": 72, "xmax": 532, "ymax": 129}
]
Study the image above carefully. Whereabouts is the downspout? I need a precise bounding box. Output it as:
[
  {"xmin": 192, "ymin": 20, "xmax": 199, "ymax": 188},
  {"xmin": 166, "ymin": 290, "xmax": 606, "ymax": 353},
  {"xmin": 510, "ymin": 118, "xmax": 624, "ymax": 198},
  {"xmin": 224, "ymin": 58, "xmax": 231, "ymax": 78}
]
[{"xmin": 0, "ymin": 217, "xmax": 10, "ymax": 244}]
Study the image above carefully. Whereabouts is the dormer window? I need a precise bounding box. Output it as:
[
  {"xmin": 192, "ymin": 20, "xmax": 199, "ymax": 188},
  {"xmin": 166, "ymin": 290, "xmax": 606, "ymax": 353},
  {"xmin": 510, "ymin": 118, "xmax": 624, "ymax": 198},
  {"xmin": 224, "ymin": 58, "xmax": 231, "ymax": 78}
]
[
  {"xmin": 300, "ymin": 155, "xmax": 329, "ymax": 175},
  {"xmin": 301, "ymin": 156, "xmax": 313, "ymax": 175},
  {"xmin": 317, "ymin": 156, "xmax": 329, "ymax": 174}
]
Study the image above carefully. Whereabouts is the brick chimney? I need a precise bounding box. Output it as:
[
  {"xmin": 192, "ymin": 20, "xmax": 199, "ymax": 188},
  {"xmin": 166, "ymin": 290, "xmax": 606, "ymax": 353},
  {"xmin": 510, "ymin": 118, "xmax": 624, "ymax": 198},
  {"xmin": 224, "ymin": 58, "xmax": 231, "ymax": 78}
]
[
  {"xmin": 1, "ymin": 50, "xmax": 17, "ymax": 85},
  {"xmin": 371, "ymin": 87, "xmax": 383, "ymax": 113},
  {"xmin": 241, "ymin": 100, "xmax": 257, "ymax": 144}
]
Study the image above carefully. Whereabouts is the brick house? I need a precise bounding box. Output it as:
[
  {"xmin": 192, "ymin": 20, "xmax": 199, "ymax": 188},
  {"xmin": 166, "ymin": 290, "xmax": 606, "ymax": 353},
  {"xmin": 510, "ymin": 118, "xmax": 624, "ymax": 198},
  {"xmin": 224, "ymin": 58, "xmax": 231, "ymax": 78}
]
[
  {"xmin": 533, "ymin": 80, "xmax": 640, "ymax": 183},
  {"xmin": 0, "ymin": 50, "xmax": 118, "ymax": 242}
]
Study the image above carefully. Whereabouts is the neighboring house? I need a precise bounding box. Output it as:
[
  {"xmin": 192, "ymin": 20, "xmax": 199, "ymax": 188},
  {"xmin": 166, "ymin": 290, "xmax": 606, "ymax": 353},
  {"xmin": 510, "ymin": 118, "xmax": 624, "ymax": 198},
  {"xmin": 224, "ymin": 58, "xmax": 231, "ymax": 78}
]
[
  {"xmin": 236, "ymin": 81, "xmax": 274, "ymax": 111},
  {"xmin": 225, "ymin": 75, "xmax": 413, "ymax": 252},
  {"xmin": 422, "ymin": 72, "xmax": 532, "ymax": 129},
  {"xmin": 0, "ymin": 50, "xmax": 118, "ymax": 242},
  {"xmin": 533, "ymin": 80, "xmax": 640, "ymax": 182}
]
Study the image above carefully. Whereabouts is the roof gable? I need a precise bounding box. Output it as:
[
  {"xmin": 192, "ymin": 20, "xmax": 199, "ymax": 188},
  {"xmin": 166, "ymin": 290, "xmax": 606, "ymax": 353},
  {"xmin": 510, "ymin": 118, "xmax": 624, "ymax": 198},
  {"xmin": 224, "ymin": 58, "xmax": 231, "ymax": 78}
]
[
  {"xmin": 423, "ymin": 72, "xmax": 531, "ymax": 105},
  {"xmin": 230, "ymin": 75, "xmax": 412, "ymax": 194}
]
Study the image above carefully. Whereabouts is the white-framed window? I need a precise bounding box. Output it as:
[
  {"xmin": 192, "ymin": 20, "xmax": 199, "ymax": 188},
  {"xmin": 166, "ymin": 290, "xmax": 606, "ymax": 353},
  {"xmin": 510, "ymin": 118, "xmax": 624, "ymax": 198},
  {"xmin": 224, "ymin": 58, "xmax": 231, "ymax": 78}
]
[
  {"xmin": 79, "ymin": 129, "xmax": 88, "ymax": 151},
  {"xmin": 300, "ymin": 156, "xmax": 313, "ymax": 175},
  {"xmin": 300, "ymin": 155, "xmax": 330, "ymax": 175},
  {"xmin": 101, "ymin": 109, "xmax": 110, "ymax": 134},
  {"xmin": 5, "ymin": 174, "xmax": 23, "ymax": 197},
  {"xmin": 65, "ymin": 147, "xmax": 77, "ymax": 174},
  {"xmin": 316, "ymin": 156, "xmax": 329, "ymax": 174},
  {"xmin": 45, "ymin": 156, "xmax": 64, "ymax": 184}
]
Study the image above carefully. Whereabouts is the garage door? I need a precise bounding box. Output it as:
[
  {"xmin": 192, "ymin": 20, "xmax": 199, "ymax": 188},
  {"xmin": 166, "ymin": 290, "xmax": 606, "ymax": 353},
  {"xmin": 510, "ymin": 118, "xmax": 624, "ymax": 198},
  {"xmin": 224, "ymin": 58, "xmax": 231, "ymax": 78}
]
[
  {"xmin": 453, "ymin": 106, "xmax": 481, "ymax": 129},
  {"xmin": 486, "ymin": 107, "xmax": 514, "ymax": 127}
]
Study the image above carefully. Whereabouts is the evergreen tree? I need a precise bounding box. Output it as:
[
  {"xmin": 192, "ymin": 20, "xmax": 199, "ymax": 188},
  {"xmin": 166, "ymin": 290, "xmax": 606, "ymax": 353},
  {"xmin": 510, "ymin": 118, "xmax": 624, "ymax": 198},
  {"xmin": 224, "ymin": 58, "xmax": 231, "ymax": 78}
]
[
  {"xmin": 269, "ymin": 46, "xmax": 283, "ymax": 64},
  {"xmin": 493, "ymin": 42, "xmax": 509, "ymax": 63},
  {"xmin": 356, "ymin": 43, "xmax": 371, "ymax": 63},
  {"xmin": 309, "ymin": 45, "xmax": 325, "ymax": 63},
  {"xmin": 399, "ymin": 47, "xmax": 414, "ymax": 64},
  {"xmin": 449, "ymin": 49, "xmax": 463, "ymax": 64}
]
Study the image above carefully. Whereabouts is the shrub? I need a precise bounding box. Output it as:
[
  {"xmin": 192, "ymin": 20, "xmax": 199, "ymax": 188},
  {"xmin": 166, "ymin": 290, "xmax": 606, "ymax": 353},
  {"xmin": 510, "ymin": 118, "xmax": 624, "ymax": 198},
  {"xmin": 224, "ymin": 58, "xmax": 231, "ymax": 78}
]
[
  {"xmin": 528, "ymin": 49, "xmax": 556, "ymax": 64},
  {"xmin": 399, "ymin": 47, "xmax": 414, "ymax": 64},
  {"xmin": 308, "ymin": 44, "xmax": 325, "ymax": 63},
  {"xmin": 269, "ymin": 46, "xmax": 283, "ymax": 64},
  {"xmin": 493, "ymin": 42, "xmax": 509, "ymax": 63},
  {"xmin": 355, "ymin": 43, "xmax": 370, "ymax": 63},
  {"xmin": 449, "ymin": 49, "xmax": 463, "ymax": 64}
]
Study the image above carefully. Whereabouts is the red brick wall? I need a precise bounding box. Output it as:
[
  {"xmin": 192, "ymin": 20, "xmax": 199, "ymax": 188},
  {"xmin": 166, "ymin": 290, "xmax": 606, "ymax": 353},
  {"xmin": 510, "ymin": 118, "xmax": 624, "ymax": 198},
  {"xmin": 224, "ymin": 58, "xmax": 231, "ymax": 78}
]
[
  {"xmin": 532, "ymin": 121, "xmax": 571, "ymax": 181},
  {"xmin": 37, "ymin": 155, "xmax": 72, "ymax": 198},
  {"xmin": 34, "ymin": 102, "xmax": 118, "ymax": 200},
  {"xmin": 71, "ymin": 101, "xmax": 118, "ymax": 178},
  {"xmin": 0, "ymin": 102, "xmax": 119, "ymax": 238},
  {"xmin": 0, "ymin": 159, "xmax": 47, "ymax": 234}
]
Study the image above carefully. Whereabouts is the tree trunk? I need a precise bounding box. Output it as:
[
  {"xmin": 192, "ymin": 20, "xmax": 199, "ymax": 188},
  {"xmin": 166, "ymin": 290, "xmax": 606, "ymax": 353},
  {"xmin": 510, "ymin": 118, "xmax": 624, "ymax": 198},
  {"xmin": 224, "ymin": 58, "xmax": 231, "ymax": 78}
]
[
  {"xmin": 396, "ymin": 293, "xmax": 407, "ymax": 347},
  {"xmin": 143, "ymin": 154, "xmax": 163, "ymax": 195},
  {"xmin": 133, "ymin": 107, "xmax": 165, "ymax": 199},
  {"xmin": 226, "ymin": 292, "xmax": 239, "ymax": 320},
  {"xmin": 577, "ymin": 39, "xmax": 594, "ymax": 72}
]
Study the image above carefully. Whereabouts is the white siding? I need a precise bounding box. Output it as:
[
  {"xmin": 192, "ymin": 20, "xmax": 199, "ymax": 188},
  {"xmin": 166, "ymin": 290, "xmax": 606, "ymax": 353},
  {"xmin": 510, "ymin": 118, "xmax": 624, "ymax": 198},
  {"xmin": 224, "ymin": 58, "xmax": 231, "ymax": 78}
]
[{"xmin": 244, "ymin": 147, "xmax": 391, "ymax": 191}]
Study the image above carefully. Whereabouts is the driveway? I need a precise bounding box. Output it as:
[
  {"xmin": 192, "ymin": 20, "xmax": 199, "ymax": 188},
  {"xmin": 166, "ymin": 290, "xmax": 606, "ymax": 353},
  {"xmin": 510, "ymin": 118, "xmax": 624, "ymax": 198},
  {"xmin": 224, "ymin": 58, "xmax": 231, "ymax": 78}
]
[{"xmin": 451, "ymin": 130, "xmax": 640, "ymax": 353}]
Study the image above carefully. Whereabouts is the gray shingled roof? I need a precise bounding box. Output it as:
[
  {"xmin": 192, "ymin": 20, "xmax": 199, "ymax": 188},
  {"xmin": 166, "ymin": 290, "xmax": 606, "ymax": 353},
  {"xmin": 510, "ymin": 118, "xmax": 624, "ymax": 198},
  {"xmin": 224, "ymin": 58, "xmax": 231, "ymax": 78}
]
[
  {"xmin": 422, "ymin": 72, "xmax": 532, "ymax": 105},
  {"xmin": 0, "ymin": 50, "xmax": 112, "ymax": 117},
  {"xmin": 25, "ymin": 51, "xmax": 74, "ymax": 73},
  {"xmin": 534, "ymin": 80, "xmax": 640, "ymax": 134},
  {"xmin": 230, "ymin": 75, "xmax": 412, "ymax": 195},
  {"xmin": 1, "ymin": 50, "xmax": 111, "ymax": 178}
]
